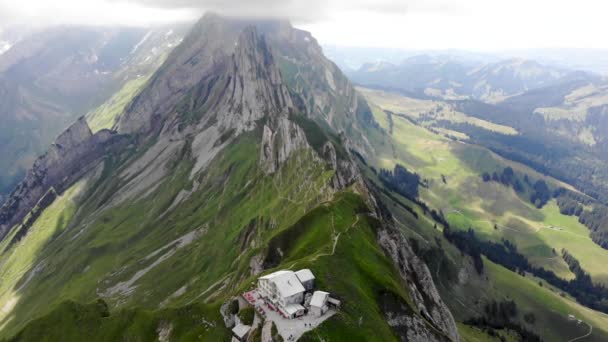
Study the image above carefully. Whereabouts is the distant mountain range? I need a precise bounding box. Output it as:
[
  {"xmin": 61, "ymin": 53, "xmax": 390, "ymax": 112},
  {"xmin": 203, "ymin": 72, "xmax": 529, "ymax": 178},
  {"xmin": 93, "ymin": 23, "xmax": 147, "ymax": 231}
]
[
  {"xmin": 345, "ymin": 54, "xmax": 601, "ymax": 102},
  {"xmin": 344, "ymin": 48, "xmax": 608, "ymax": 199},
  {"xmin": 325, "ymin": 46, "xmax": 608, "ymax": 76}
]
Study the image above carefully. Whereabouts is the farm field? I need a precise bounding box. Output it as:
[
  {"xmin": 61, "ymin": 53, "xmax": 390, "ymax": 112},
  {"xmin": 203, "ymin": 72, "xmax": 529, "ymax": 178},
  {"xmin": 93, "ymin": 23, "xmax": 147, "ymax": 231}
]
[
  {"xmin": 359, "ymin": 87, "xmax": 518, "ymax": 135},
  {"xmin": 360, "ymin": 151, "xmax": 608, "ymax": 342},
  {"xmin": 362, "ymin": 88, "xmax": 608, "ymax": 285}
]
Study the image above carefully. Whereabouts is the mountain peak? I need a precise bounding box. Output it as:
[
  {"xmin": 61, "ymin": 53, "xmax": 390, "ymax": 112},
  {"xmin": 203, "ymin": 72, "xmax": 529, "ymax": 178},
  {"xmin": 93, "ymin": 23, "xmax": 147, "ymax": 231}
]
[{"xmin": 116, "ymin": 15, "xmax": 293, "ymax": 137}]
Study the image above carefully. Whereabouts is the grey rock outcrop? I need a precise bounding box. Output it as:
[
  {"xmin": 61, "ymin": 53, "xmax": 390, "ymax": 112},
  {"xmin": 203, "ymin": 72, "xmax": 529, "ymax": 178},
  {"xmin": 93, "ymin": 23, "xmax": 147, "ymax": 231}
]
[
  {"xmin": 115, "ymin": 17, "xmax": 301, "ymax": 181},
  {"xmin": 219, "ymin": 27, "xmax": 293, "ymax": 132},
  {"xmin": 388, "ymin": 314, "xmax": 449, "ymax": 342},
  {"xmin": 0, "ymin": 117, "xmax": 127, "ymax": 241},
  {"xmin": 116, "ymin": 13, "xmax": 244, "ymax": 135},
  {"xmin": 259, "ymin": 116, "xmax": 309, "ymax": 174},
  {"xmin": 320, "ymin": 140, "xmax": 360, "ymax": 189},
  {"xmin": 377, "ymin": 228, "xmax": 460, "ymax": 342},
  {"xmin": 263, "ymin": 25, "xmax": 377, "ymax": 157},
  {"xmin": 117, "ymin": 15, "xmax": 292, "ymax": 138}
]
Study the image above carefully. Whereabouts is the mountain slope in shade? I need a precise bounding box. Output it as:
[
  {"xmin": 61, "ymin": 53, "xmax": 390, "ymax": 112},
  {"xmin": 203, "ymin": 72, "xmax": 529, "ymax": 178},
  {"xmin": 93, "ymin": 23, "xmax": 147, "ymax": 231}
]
[
  {"xmin": 0, "ymin": 14, "xmax": 459, "ymax": 341},
  {"xmin": 467, "ymin": 58, "xmax": 566, "ymax": 101},
  {"xmin": 0, "ymin": 25, "xmax": 187, "ymax": 201}
]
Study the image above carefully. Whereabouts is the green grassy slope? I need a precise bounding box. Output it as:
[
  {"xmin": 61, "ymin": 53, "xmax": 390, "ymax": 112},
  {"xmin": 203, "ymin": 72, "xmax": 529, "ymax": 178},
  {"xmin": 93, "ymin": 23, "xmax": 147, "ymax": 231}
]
[
  {"xmin": 264, "ymin": 191, "xmax": 444, "ymax": 341},
  {"xmin": 359, "ymin": 157, "xmax": 608, "ymax": 341},
  {"xmin": 0, "ymin": 180, "xmax": 88, "ymax": 331},
  {"xmin": 0, "ymin": 128, "xmax": 325, "ymax": 336},
  {"xmin": 86, "ymin": 75, "xmax": 152, "ymax": 133},
  {"xmin": 0, "ymin": 113, "xmax": 447, "ymax": 341},
  {"xmin": 4, "ymin": 190, "xmax": 447, "ymax": 342},
  {"xmin": 356, "ymin": 91, "xmax": 608, "ymax": 340},
  {"xmin": 364, "ymin": 93, "xmax": 608, "ymax": 286},
  {"xmin": 483, "ymin": 259, "xmax": 608, "ymax": 341},
  {"xmin": 6, "ymin": 300, "xmax": 228, "ymax": 342},
  {"xmin": 359, "ymin": 87, "xmax": 518, "ymax": 136}
]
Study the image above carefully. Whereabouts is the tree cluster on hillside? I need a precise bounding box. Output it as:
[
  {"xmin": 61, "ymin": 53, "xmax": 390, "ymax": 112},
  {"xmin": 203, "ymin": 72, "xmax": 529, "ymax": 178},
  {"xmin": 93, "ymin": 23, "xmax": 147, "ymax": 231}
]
[
  {"xmin": 379, "ymin": 164, "xmax": 421, "ymax": 199},
  {"xmin": 481, "ymin": 167, "xmax": 550, "ymax": 208},
  {"xmin": 483, "ymin": 300, "xmax": 518, "ymax": 325},
  {"xmin": 553, "ymin": 187, "xmax": 594, "ymax": 206},
  {"xmin": 562, "ymin": 249, "xmax": 592, "ymax": 284},
  {"xmin": 551, "ymin": 187, "xmax": 608, "ymax": 248},
  {"xmin": 442, "ymin": 227, "xmax": 484, "ymax": 274},
  {"xmin": 409, "ymin": 237, "xmax": 459, "ymax": 284},
  {"xmin": 443, "ymin": 118, "xmax": 608, "ymax": 204},
  {"xmin": 578, "ymin": 205, "xmax": 608, "ymax": 249},
  {"xmin": 443, "ymin": 225, "xmax": 608, "ymax": 314},
  {"xmin": 555, "ymin": 196, "xmax": 583, "ymax": 216},
  {"xmin": 482, "ymin": 167, "xmax": 522, "ymax": 191},
  {"xmin": 530, "ymin": 179, "xmax": 551, "ymax": 208},
  {"xmin": 465, "ymin": 300, "xmax": 541, "ymax": 342}
]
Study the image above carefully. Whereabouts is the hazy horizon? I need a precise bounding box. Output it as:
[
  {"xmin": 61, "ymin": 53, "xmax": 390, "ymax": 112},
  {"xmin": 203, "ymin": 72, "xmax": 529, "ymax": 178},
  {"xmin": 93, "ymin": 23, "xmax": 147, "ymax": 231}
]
[{"xmin": 1, "ymin": 0, "xmax": 608, "ymax": 51}]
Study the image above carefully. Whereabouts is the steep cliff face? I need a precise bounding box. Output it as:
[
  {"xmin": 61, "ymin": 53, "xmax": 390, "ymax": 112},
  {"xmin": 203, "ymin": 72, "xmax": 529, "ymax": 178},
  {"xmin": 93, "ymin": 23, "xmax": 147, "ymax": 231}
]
[
  {"xmin": 0, "ymin": 117, "xmax": 127, "ymax": 241},
  {"xmin": 259, "ymin": 116, "xmax": 309, "ymax": 174},
  {"xmin": 261, "ymin": 24, "xmax": 378, "ymax": 156},
  {"xmin": 377, "ymin": 228, "xmax": 460, "ymax": 341},
  {"xmin": 0, "ymin": 18, "xmax": 319, "ymax": 231},
  {"xmin": 117, "ymin": 15, "xmax": 291, "ymax": 137},
  {"xmin": 110, "ymin": 23, "xmax": 310, "ymax": 203},
  {"xmin": 0, "ymin": 25, "xmax": 185, "ymax": 200},
  {"xmin": 320, "ymin": 140, "xmax": 361, "ymax": 189}
]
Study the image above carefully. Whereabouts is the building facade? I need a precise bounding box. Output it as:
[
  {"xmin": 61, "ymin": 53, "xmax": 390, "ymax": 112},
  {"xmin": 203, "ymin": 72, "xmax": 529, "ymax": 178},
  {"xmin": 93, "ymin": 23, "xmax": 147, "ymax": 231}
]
[
  {"xmin": 295, "ymin": 269, "xmax": 315, "ymax": 291},
  {"xmin": 258, "ymin": 270, "xmax": 307, "ymax": 318},
  {"xmin": 310, "ymin": 291, "xmax": 329, "ymax": 317}
]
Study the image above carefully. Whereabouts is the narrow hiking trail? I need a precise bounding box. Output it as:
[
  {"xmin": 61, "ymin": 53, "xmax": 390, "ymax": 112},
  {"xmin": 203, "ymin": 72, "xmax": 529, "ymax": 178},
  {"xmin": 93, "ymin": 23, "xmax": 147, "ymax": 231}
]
[
  {"xmin": 567, "ymin": 321, "xmax": 593, "ymax": 342},
  {"xmin": 309, "ymin": 213, "xmax": 361, "ymax": 262}
]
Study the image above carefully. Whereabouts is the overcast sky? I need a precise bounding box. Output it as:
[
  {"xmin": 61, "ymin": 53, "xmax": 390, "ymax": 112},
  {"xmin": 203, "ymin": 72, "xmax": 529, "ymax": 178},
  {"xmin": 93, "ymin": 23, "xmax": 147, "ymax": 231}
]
[{"xmin": 0, "ymin": 0, "xmax": 607, "ymax": 50}]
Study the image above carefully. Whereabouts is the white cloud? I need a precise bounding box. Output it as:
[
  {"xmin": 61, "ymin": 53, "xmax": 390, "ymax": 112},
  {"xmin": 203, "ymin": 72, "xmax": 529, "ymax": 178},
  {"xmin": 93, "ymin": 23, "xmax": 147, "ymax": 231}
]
[
  {"xmin": 304, "ymin": 0, "xmax": 608, "ymax": 50},
  {"xmin": 0, "ymin": 0, "xmax": 607, "ymax": 50},
  {"xmin": 0, "ymin": 0, "xmax": 197, "ymax": 28}
]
